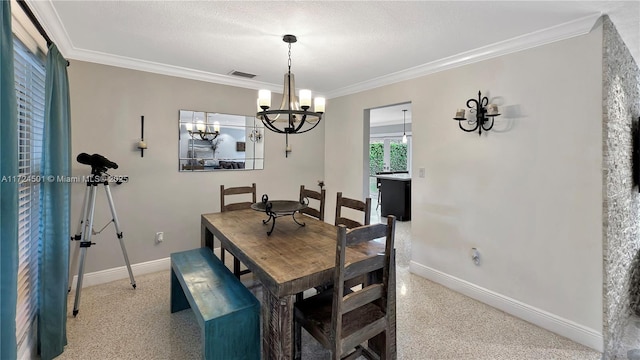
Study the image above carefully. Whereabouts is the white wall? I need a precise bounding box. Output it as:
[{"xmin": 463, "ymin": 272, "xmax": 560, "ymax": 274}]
[
  {"xmin": 326, "ymin": 27, "xmax": 604, "ymax": 344},
  {"xmin": 68, "ymin": 61, "xmax": 325, "ymax": 273}
]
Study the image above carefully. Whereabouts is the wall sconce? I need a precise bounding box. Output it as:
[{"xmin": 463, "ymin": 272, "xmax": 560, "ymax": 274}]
[
  {"xmin": 248, "ymin": 128, "xmax": 262, "ymax": 142},
  {"xmin": 186, "ymin": 121, "xmax": 220, "ymax": 141},
  {"xmin": 137, "ymin": 115, "xmax": 147, "ymax": 157},
  {"xmin": 453, "ymin": 90, "xmax": 500, "ymax": 136}
]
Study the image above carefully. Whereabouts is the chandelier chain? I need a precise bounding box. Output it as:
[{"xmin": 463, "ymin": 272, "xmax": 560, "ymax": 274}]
[{"xmin": 288, "ymin": 43, "xmax": 292, "ymax": 72}]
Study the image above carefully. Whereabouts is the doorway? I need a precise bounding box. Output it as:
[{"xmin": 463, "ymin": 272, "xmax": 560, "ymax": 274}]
[{"xmin": 367, "ymin": 103, "xmax": 412, "ymax": 223}]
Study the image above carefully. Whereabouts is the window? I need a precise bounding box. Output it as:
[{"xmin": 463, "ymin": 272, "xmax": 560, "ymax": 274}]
[
  {"xmin": 14, "ymin": 36, "xmax": 46, "ymax": 359},
  {"xmin": 369, "ymin": 137, "xmax": 409, "ymax": 175}
]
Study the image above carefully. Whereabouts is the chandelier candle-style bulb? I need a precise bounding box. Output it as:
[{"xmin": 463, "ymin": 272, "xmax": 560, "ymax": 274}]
[
  {"xmin": 213, "ymin": 122, "xmax": 220, "ymax": 133},
  {"xmin": 196, "ymin": 121, "xmax": 205, "ymax": 132},
  {"xmin": 487, "ymin": 104, "xmax": 499, "ymax": 115},
  {"xmin": 299, "ymin": 90, "xmax": 312, "ymax": 108},
  {"xmin": 314, "ymin": 97, "xmax": 326, "ymax": 113},
  {"xmin": 185, "ymin": 122, "xmax": 192, "ymax": 131},
  {"xmin": 259, "ymin": 90, "xmax": 271, "ymax": 109},
  {"xmin": 455, "ymin": 109, "xmax": 466, "ymax": 119}
]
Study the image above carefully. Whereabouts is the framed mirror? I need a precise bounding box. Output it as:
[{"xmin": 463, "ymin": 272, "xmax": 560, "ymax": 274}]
[{"xmin": 178, "ymin": 110, "xmax": 265, "ymax": 171}]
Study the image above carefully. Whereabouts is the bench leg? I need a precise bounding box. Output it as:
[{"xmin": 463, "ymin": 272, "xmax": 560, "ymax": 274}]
[
  {"xmin": 170, "ymin": 268, "xmax": 190, "ymax": 313},
  {"xmin": 203, "ymin": 306, "xmax": 261, "ymax": 360}
]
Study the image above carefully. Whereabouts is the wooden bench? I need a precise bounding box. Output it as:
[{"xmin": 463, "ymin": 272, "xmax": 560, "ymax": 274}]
[{"xmin": 171, "ymin": 248, "xmax": 260, "ymax": 360}]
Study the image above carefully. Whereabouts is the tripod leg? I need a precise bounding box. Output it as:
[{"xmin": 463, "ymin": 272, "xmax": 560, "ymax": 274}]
[
  {"xmin": 73, "ymin": 247, "xmax": 88, "ymax": 317},
  {"xmin": 73, "ymin": 184, "xmax": 98, "ymax": 316},
  {"xmin": 68, "ymin": 241, "xmax": 80, "ymax": 293},
  {"xmin": 104, "ymin": 183, "xmax": 136, "ymax": 289},
  {"xmin": 73, "ymin": 184, "xmax": 92, "ymax": 239},
  {"xmin": 69, "ymin": 185, "xmax": 91, "ymax": 292}
]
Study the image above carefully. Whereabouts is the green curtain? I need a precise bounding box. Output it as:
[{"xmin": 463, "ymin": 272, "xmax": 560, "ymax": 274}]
[
  {"xmin": 39, "ymin": 43, "xmax": 71, "ymax": 360},
  {"xmin": 0, "ymin": 0, "xmax": 18, "ymax": 359}
]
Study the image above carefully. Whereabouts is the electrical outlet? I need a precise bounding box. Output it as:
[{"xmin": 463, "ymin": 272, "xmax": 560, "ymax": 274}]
[
  {"xmin": 471, "ymin": 248, "xmax": 480, "ymax": 266},
  {"xmin": 155, "ymin": 232, "xmax": 164, "ymax": 243}
]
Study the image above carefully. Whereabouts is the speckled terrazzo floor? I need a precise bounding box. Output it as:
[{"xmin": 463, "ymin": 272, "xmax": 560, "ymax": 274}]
[
  {"xmin": 620, "ymin": 315, "xmax": 640, "ymax": 360},
  {"xmin": 57, "ymin": 213, "xmax": 604, "ymax": 360}
]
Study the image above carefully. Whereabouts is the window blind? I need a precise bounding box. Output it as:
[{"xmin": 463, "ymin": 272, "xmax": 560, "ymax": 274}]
[{"xmin": 14, "ymin": 36, "xmax": 45, "ymax": 359}]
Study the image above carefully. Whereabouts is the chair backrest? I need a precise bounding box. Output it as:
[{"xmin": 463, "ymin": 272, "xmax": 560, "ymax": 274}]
[
  {"xmin": 335, "ymin": 192, "xmax": 371, "ymax": 229},
  {"xmin": 220, "ymin": 183, "xmax": 257, "ymax": 212},
  {"xmin": 299, "ymin": 185, "xmax": 326, "ymax": 221},
  {"xmin": 331, "ymin": 215, "xmax": 396, "ymax": 357}
]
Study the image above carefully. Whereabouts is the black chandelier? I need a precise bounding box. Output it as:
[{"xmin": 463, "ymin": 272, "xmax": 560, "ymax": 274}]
[
  {"xmin": 453, "ymin": 90, "xmax": 500, "ymax": 136},
  {"xmin": 186, "ymin": 121, "xmax": 220, "ymax": 141},
  {"xmin": 257, "ymin": 35, "xmax": 325, "ymax": 136}
]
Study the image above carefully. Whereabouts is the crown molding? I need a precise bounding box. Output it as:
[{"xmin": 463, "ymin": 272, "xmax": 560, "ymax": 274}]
[
  {"xmin": 26, "ymin": 0, "xmax": 74, "ymax": 54},
  {"xmin": 27, "ymin": 0, "xmax": 601, "ymax": 98},
  {"xmin": 66, "ymin": 47, "xmax": 282, "ymax": 92},
  {"xmin": 325, "ymin": 13, "xmax": 602, "ymax": 99}
]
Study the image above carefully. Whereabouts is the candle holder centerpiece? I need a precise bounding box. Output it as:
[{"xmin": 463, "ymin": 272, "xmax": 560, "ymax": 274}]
[{"xmin": 251, "ymin": 194, "xmax": 309, "ymax": 235}]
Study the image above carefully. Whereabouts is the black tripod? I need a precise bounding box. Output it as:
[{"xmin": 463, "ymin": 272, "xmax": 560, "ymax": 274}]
[{"xmin": 68, "ymin": 153, "xmax": 136, "ymax": 316}]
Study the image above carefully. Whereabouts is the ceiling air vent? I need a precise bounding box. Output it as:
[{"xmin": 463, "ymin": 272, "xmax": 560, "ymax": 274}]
[{"xmin": 229, "ymin": 70, "xmax": 257, "ymax": 79}]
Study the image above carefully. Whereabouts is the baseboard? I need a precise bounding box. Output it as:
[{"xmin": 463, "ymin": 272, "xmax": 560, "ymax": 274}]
[
  {"xmin": 69, "ymin": 257, "xmax": 171, "ymax": 291},
  {"xmin": 409, "ymin": 261, "xmax": 603, "ymax": 352}
]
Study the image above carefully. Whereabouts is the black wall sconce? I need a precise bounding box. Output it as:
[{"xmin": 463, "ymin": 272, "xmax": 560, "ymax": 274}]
[
  {"xmin": 453, "ymin": 90, "xmax": 500, "ymax": 136},
  {"xmin": 248, "ymin": 128, "xmax": 263, "ymax": 142},
  {"xmin": 137, "ymin": 115, "xmax": 147, "ymax": 157}
]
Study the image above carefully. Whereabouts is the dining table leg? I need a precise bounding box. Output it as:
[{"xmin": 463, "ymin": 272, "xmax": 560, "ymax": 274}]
[
  {"xmin": 201, "ymin": 222, "xmax": 213, "ymax": 249},
  {"xmin": 262, "ymin": 290, "xmax": 295, "ymax": 360}
]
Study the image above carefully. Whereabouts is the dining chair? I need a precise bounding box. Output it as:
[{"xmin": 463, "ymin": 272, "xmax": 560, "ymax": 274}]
[
  {"xmin": 299, "ymin": 185, "xmax": 326, "ymax": 221},
  {"xmin": 220, "ymin": 183, "xmax": 256, "ymax": 278},
  {"xmin": 335, "ymin": 192, "xmax": 371, "ymax": 229},
  {"xmin": 294, "ymin": 215, "xmax": 396, "ymax": 360},
  {"xmin": 297, "ymin": 185, "xmax": 328, "ymax": 297}
]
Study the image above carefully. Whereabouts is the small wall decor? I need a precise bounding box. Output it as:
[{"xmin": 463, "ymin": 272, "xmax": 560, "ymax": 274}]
[{"xmin": 236, "ymin": 141, "xmax": 246, "ymax": 152}]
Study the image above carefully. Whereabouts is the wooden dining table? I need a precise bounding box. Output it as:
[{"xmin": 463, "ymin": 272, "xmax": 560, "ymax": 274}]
[{"xmin": 200, "ymin": 208, "xmax": 396, "ymax": 360}]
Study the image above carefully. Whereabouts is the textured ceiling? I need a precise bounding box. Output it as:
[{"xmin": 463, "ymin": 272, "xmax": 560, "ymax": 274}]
[{"xmin": 28, "ymin": 1, "xmax": 640, "ymax": 124}]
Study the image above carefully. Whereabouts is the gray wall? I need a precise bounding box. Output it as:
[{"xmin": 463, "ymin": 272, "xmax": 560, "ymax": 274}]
[
  {"xmin": 326, "ymin": 23, "xmax": 604, "ymax": 349},
  {"xmin": 602, "ymin": 16, "xmax": 640, "ymax": 359},
  {"xmin": 68, "ymin": 61, "xmax": 325, "ymax": 273}
]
